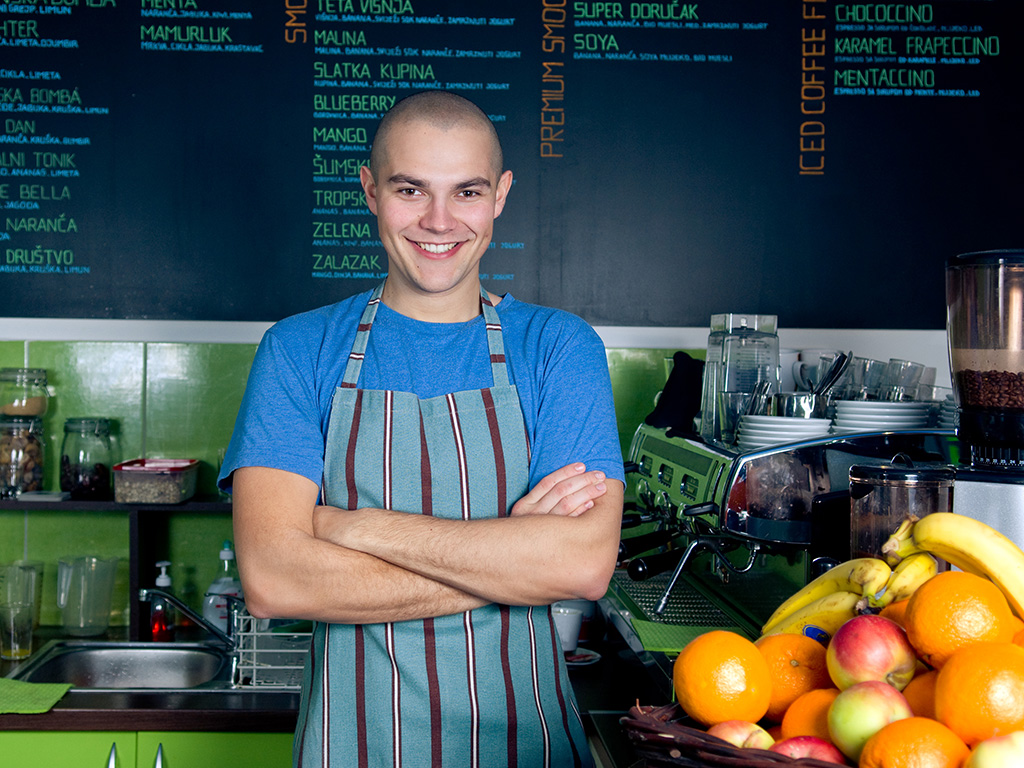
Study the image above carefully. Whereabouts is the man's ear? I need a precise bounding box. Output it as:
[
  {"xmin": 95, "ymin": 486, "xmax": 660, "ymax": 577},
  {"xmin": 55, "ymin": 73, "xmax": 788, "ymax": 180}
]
[
  {"xmin": 360, "ymin": 165, "xmax": 378, "ymax": 215},
  {"xmin": 494, "ymin": 170, "xmax": 513, "ymax": 218}
]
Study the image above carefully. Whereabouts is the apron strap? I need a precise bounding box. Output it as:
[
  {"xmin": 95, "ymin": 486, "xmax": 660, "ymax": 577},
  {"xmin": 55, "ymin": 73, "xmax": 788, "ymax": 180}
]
[
  {"xmin": 480, "ymin": 288, "xmax": 510, "ymax": 389},
  {"xmin": 340, "ymin": 281, "xmax": 385, "ymax": 388},
  {"xmin": 340, "ymin": 280, "xmax": 512, "ymax": 389}
]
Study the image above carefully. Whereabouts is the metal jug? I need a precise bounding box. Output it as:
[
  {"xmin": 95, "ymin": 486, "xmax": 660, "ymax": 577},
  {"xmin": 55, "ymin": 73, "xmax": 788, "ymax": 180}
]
[{"xmin": 57, "ymin": 556, "xmax": 118, "ymax": 637}]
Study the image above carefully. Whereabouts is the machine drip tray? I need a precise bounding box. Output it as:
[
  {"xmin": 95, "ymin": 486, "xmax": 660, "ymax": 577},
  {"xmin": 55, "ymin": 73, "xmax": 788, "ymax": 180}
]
[{"xmin": 608, "ymin": 571, "xmax": 734, "ymax": 627}]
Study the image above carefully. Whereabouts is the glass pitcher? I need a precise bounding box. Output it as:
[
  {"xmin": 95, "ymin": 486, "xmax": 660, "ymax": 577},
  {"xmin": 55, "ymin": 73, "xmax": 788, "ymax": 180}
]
[{"xmin": 56, "ymin": 556, "xmax": 118, "ymax": 637}]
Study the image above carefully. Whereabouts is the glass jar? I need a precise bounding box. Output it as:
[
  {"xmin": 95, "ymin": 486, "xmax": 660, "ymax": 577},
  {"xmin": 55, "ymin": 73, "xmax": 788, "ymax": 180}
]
[
  {"xmin": 60, "ymin": 418, "xmax": 113, "ymax": 500},
  {"xmin": 0, "ymin": 368, "xmax": 49, "ymax": 417},
  {"xmin": 0, "ymin": 416, "xmax": 44, "ymax": 498}
]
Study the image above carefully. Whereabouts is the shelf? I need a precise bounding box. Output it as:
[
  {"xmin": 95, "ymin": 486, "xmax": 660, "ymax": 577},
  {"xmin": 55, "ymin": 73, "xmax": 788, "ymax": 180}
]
[
  {"xmin": 0, "ymin": 495, "xmax": 231, "ymax": 513},
  {"xmin": 1, "ymin": 495, "xmax": 232, "ymax": 641}
]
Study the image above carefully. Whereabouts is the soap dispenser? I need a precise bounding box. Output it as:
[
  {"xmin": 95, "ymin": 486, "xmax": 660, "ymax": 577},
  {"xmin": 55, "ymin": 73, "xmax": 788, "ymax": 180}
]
[
  {"xmin": 150, "ymin": 561, "xmax": 175, "ymax": 641},
  {"xmin": 202, "ymin": 540, "xmax": 243, "ymax": 633}
]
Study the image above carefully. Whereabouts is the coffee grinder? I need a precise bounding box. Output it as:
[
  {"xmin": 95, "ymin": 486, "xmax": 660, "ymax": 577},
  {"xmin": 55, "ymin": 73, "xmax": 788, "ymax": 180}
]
[{"xmin": 946, "ymin": 250, "xmax": 1024, "ymax": 547}]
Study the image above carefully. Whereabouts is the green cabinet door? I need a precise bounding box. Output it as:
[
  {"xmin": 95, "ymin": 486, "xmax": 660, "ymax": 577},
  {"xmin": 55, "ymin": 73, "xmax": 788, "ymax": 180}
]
[
  {"xmin": 135, "ymin": 731, "xmax": 292, "ymax": 768},
  {"xmin": 0, "ymin": 731, "xmax": 137, "ymax": 768}
]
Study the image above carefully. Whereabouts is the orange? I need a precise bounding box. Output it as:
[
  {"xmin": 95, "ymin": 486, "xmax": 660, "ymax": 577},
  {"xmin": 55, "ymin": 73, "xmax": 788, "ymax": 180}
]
[
  {"xmin": 904, "ymin": 570, "xmax": 1015, "ymax": 668},
  {"xmin": 779, "ymin": 687, "xmax": 840, "ymax": 741},
  {"xmin": 902, "ymin": 669, "xmax": 938, "ymax": 719},
  {"xmin": 859, "ymin": 716, "xmax": 969, "ymax": 768},
  {"xmin": 935, "ymin": 641, "xmax": 1024, "ymax": 746},
  {"xmin": 1014, "ymin": 626, "xmax": 1024, "ymax": 648},
  {"xmin": 672, "ymin": 630, "xmax": 771, "ymax": 727},
  {"xmin": 879, "ymin": 598, "xmax": 910, "ymax": 628},
  {"xmin": 754, "ymin": 633, "xmax": 832, "ymax": 722}
]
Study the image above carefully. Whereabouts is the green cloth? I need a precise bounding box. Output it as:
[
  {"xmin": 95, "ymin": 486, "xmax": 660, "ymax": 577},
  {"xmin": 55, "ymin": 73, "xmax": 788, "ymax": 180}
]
[
  {"xmin": 630, "ymin": 619, "xmax": 747, "ymax": 654},
  {"xmin": 0, "ymin": 677, "xmax": 72, "ymax": 714}
]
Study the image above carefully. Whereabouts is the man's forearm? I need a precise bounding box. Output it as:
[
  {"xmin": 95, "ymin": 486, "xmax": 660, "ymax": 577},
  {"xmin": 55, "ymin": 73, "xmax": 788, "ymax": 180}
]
[
  {"xmin": 314, "ymin": 481, "xmax": 623, "ymax": 607},
  {"xmin": 234, "ymin": 466, "xmax": 487, "ymax": 624}
]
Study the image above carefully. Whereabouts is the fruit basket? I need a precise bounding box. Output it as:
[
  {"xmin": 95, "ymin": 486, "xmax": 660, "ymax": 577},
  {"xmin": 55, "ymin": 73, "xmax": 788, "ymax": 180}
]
[{"xmin": 621, "ymin": 703, "xmax": 843, "ymax": 768}]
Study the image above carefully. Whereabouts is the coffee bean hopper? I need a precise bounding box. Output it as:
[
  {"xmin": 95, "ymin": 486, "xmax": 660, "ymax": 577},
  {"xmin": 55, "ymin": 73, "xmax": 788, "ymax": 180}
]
[{"xmin": 606, "ymin": 425, "xmax": 956, "ymax": 642}]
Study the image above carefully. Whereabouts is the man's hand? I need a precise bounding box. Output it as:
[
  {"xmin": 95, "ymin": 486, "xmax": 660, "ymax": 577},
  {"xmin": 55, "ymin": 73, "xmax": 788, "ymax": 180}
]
[{"xmin": 510, "ymin": 463, "xmax": 608, "ymax": 518}]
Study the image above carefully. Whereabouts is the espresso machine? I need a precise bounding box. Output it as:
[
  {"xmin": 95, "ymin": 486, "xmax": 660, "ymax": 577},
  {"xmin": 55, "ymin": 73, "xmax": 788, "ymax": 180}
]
[{"xmin": 946, "ymin": 250, "xmax": 1024, "ymax": 546}]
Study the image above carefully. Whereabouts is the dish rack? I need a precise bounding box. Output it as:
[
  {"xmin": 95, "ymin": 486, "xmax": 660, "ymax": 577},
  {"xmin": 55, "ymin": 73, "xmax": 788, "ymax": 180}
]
[{"xmin": 231, "ymin": 609, "xmax": 312, "ymax": 689}]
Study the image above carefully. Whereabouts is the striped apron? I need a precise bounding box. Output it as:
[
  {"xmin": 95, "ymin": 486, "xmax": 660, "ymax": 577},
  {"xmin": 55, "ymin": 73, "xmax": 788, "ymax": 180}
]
[{"xmin": 294, "ymin": 282, "xmax": 592, "ymax": 768}]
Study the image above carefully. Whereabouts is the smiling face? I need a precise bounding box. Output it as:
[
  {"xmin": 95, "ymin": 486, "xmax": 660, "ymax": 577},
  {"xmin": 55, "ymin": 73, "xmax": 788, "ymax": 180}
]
[{"xmin": 361, "ymin": 118, "xmax": 513, "ymax": 322}]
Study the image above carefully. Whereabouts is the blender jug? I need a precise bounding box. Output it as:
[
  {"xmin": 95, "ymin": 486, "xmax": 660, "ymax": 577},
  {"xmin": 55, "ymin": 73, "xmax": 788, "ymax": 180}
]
[
  {"xmin": 699, "ymin": 314, "xmax": 780, "ymax": 445},
  {"xmin": 946, "ymin": 250, "xmax": 1024, "ymax": 466},
  {"xmin": 57, "ymin": 556, "xmax": 118, "ymax": 637}
]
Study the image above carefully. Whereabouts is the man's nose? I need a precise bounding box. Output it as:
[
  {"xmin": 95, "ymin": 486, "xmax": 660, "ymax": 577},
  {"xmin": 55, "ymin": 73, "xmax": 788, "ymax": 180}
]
[{"xmin": 420, "ymin": 196, "xmax": 455, "ymax": 231}]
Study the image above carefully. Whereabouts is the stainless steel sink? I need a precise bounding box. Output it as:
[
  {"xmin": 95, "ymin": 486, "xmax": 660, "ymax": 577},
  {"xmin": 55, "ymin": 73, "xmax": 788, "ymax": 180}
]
[{"xmin": 7, "ymin": 640, "xmax": 231, "ymax": 690}]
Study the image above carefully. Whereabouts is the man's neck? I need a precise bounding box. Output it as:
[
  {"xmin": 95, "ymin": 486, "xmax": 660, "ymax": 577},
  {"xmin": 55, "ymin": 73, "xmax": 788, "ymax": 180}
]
[{"xmin": 380, "ymin": 279, "xmax": 498, "ymax": 323}]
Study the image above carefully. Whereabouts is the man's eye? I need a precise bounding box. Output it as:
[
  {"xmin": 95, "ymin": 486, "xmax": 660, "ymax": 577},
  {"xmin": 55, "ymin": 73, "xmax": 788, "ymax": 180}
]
[{"xmin": 458, "ymin": 190, "xmax": 480, "ymax": 199}]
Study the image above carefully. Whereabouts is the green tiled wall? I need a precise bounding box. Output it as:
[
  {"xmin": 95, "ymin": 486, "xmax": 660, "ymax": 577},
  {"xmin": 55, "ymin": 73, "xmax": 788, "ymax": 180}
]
[
  {"xmin": 2, "ymin": 339, "xmax": 694, "ymax": 626},
  {"xmin": 1, "ymin": 341, "xmax": 254, "ymax": 626}
]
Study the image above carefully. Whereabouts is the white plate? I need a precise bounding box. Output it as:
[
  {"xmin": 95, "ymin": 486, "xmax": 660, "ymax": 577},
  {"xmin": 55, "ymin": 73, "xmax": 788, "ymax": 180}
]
[
  {"xmin": 834, "ymin": 402, "xmax": 931, "ymax": 414},
  {"xmin": 834, "ymin": 417, "xmax": 927, "ymax": 426},
  {"xmin": 739, "ymin": 423, "xmax": 830, "ymax": 436},
  {"xmin": 743, "ymin": 415, "xmax": 832, "ymax": 426},
  {"xmin": 565, "ymin": 648, "xmax": 601, "ymax": 667}
]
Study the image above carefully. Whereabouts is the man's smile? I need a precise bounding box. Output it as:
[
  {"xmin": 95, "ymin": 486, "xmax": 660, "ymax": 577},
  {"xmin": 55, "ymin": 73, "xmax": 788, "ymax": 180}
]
[{"xmin": 415, "ymin": 241, "xmax": 459, "ymax": 255}]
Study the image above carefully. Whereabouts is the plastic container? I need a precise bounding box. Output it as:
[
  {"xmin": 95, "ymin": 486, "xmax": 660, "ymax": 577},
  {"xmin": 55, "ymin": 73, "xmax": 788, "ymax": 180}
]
[
  {"xmin": 849, "ymin": 460, "xmax": 954, "ymax": 560},
  {"xmin": 0, "ymin": 368, "xmax": 49, "ymax": 417},
  {"xmin": 113, "ymin": 458, "xmax": 198, "ymax": 504},
  {"xmin": 60, "ymin": 418, "xmax": 114, "ymax": 501},
  {"xmin": 0, "ymin": 416, "xmax": 44, "ymax": 498},
  {"xmin": 947, "ymin": 250, "xmax": 1024, "ymax": 465},
  {"xmin": 698, "ymin": 314, "xmax": 780, "ymax": 445},
  {"xmin": 203, "ymin": 541, "xmax": 243, "ymax": 633}
]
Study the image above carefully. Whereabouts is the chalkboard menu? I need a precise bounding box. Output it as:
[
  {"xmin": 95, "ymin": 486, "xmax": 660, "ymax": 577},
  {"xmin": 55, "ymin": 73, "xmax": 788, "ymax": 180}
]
[{"xmin": 2, "ymin": 0, "xmax": 1020, "ymax": 329}]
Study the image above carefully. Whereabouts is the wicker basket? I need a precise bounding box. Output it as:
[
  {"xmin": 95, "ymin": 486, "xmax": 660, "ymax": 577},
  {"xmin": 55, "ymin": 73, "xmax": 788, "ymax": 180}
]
[{"xmin": 621, "ymin": 703, "xmax": 848, "ymax": 767}]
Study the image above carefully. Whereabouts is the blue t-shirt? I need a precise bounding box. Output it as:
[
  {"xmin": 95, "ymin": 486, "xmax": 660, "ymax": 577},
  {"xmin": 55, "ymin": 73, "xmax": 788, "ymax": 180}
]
[{"xmin": 219, "ymin": 289, "xmax": 624, "ymax": 495}]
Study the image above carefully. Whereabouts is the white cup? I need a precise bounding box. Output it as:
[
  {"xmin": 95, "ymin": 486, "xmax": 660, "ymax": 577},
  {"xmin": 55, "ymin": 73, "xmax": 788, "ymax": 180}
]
[
  {"xmin": 551, "ymin": 607, "xmax": 583, "ymax": 653},
  {"xmin": 555, "ymin": 599, "xmax": 596, "ymax": 643}
]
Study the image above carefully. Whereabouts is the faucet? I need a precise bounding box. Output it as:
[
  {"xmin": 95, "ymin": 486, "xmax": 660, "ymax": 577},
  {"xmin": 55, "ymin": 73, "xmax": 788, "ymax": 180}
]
[{"xmin": 138, "ymin": 588, "xmax": 243, "ymax": 647}]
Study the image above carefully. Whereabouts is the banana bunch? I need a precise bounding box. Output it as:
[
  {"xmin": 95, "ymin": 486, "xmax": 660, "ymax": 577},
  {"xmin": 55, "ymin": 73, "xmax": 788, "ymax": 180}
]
[
  {"xmin": 760, "ymin": 557, "xmax": 891, "ymax": 638},
  {"xmin": 882, "ymin": 512, "xmax": 1024, "ymax": 617},
  {"xmin": 865, "ymin": 552, "xmax": 939, "ymax": 609},
  {"xmin": 759, "ymin": 552, "xmax": 939, "ymax": 641}
]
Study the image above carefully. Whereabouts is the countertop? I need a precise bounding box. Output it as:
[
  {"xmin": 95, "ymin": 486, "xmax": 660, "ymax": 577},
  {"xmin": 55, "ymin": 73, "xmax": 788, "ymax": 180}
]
[{"xmin": 1, "ymin": 615, "xmax": 663, "ymax": 766}]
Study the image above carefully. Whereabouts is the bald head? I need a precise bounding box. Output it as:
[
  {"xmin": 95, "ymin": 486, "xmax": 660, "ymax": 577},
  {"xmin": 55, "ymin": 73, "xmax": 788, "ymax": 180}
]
[{"xmin": 368, "ymin": 92, "xmax": 504, "ymax": 180}]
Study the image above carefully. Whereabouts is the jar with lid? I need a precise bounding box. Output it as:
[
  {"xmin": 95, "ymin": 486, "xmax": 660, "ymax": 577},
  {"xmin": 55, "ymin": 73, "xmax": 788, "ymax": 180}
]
[
  {"xmin": 60, "ymin": 418, "xmax": 113, "ymax": 500},
  {"xmin": 0, "ymin": 416, "xmax": 44, "ymax": 498},
  {"xmin": 0, "ymin": 369, "xmax": 49, "ymax": 417}
]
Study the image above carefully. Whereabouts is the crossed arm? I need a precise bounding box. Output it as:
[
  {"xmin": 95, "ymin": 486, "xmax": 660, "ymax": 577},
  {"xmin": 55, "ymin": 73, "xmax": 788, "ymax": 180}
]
[{"xmin": 232, "ymin": 463, "xmax": 624, "ymax": 625}]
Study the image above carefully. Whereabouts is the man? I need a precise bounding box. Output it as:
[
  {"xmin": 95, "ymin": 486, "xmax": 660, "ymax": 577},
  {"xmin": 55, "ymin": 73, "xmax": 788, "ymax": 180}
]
[{"xmin": 219, "ymin": 91, "xmax": 625, "ymax": 767}]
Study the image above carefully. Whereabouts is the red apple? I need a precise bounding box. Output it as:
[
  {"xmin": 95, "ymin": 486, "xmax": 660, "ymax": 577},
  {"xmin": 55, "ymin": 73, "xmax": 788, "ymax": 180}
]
[
  {"xmin": 706, "ymin": 720, "xmax": 775, "ymax": 750},
  {"xmin": 768, "ymin": 735, "xmax": 846, "ymax": 764},
  {"xmin": 965, "ymin": 731, "xmax": 1024, "ymax": 767},
  {"xmin": 826, "ymin": 614, "xmax": 917, "ymax": 691},
  {"xmin": 827, "ymin": 679, "xmax": 914, "ymax": 761}
]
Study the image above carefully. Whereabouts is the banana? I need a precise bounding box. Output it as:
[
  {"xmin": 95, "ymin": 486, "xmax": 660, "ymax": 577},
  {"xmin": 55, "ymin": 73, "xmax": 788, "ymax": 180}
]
[
  {"xmin": 881, "ymin": 517, "xmax": 919, "ymax": 566},
  {"xmin": 760, "ymin": 557, "xmax": 891, "ymax": 634},
  {"xmin": 760, "ymin": 590, "xmax": 861, "ymax": 644},
  {"xmin": 898, "ymin": 512, "xmax": 1024, "ymax": 618},
  {"xmin": 866, "ymin": 552, "xmax": 938, "ymax": 608}
]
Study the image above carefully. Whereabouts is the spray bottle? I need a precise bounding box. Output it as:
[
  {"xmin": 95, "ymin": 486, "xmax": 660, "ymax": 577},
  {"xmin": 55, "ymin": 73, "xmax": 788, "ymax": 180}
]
[{"xmin": 202, "ymin": 540, "xmax": 243, "ymax": 633}]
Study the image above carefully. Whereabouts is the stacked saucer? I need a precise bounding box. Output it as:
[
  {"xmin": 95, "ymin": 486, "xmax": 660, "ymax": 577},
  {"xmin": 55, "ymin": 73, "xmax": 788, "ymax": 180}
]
[
  {"xmin": 736, "ymin": 415, "xmax": 833, "ymax": 450},
  {"xmin": 936, "ymin": 395, "xmax": 958, "ymax": 429},
  {"xmin": 832, "ymin": 401, "xmax": 931, "ymax": 434}
]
